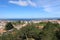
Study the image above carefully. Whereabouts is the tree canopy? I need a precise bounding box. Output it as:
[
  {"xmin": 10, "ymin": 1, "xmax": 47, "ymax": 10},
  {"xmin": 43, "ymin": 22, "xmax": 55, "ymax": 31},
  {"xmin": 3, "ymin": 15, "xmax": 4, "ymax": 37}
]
[{"xmin": 5, "ymin": 22, "xmax": 14, "ymax": 30}]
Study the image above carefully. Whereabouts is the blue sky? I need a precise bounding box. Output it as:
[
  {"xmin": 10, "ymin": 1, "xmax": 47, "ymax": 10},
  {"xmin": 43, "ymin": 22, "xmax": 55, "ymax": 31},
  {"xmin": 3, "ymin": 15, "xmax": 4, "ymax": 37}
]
[{"xmin": 0, "ymin": 0, "xmax": 60, "ymax": 18}]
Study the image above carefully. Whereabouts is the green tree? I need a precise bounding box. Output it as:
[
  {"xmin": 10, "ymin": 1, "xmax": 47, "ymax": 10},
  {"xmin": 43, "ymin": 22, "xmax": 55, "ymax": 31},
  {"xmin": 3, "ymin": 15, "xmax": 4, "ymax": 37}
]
[
  {"xmin": 41, "ymin": 22, "xmax": 59, "ymax": 40},
  {"xmin": 5, "ymin": 22, "xmax": 14, "ymax": 30},
  {"xmin": 19, "ymin": 24, "xmax": 41, "ymax": 40}
]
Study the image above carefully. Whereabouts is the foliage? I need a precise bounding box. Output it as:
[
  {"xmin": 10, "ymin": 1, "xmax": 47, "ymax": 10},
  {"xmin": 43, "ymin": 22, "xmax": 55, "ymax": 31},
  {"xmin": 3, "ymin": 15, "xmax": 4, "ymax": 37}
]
[
  {"xmin": 19, "ymin": 24, "xmax": 41, "ymax": 40},
  {"xmin": 41, "ymin": 22, "xmax": 60, "ymax": 40},
  {"xmin": 5, "ymin": 22, "xmax": 14, "ymax": 30},
  {"xmin": 55, "ymin": 30, "xmax": 60, "ymax": 40},
  {"xmin": 39, "ymin": 22, "xmax": 47, "ymax": 26},
  {"xmin": 0, "ymin": 21, "xmax": 60, "ymax": 40}
]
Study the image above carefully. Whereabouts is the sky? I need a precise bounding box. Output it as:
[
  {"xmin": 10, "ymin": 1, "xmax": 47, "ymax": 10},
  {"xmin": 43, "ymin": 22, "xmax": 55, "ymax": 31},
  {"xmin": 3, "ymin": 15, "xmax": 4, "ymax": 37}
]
[{"xmin": 0, "ymin": 0, "xmax": 60, "ymax": 18}]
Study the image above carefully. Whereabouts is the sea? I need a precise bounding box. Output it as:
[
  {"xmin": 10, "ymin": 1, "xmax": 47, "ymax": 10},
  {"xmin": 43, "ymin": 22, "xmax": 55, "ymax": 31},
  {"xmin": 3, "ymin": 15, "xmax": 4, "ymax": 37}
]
[{"xmin": 0, "ymin": 18, "xmax": 59, "ymax": 21}]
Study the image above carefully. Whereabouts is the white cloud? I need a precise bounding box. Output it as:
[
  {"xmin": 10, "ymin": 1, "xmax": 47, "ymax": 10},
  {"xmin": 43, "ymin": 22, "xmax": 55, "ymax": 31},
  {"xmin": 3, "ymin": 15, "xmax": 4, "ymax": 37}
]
[
  {"xmin": 9, "ymin": 0, "xmax": 28, "ymax": 6},
  {"xmin": 9, "ymin": 0, "xmax": 37, "ymax": 7},
  {"xmin": 27, "ymin": 0, "xmax": 37, "ymax": 7},
  {"xmin": 9, "ymin": 0, "xmax": 60, "ymax": 13},
  {"xmin": 38, "ymin": 0, "xmax": 60, "ymax": 13}
]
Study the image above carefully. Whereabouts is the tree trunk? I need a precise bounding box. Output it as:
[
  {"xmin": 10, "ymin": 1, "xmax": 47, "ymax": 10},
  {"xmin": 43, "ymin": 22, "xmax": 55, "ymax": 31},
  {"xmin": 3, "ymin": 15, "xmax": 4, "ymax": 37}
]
[{"xmin": 26, "ymin": 35, "xmax": 28, "ymax": 40}]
